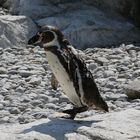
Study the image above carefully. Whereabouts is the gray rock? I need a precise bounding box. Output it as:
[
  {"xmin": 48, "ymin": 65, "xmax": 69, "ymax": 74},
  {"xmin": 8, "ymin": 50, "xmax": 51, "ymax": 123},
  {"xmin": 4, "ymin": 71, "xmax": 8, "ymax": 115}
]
[
  {"xmin": 0, "ymin": 67, "xmax": 7, "ymax": 74},
  {"xmin": 103, "ymin": 70, "xmax": 115, "ymax": 78},
  {"xmin": 30, "ymin": 100, "xmax": 42, "ymax": 107},
  {"xmin": 133, "ymin": 70, "xmax": 140, "ymax": 77},
  {"xmin": 28, "ymin": 76, "xmax": 42, "ymax": 85},
  {"xmin": 0, "ymin": 15, "xmax": 37, "ymax": 48},
  {"xmin": 36, "ymin": 4, "xmax": 140, "ymax": 48},
  {"xmin": 18, "ymin": 70, "xmax": 35, "ymax": 77},
  {"xmin": 0, "ymin": 74, "xmax": 9, "ymax": 78},
  {"xmin": 18, "ymin": 115, "xmax": 35, "ymax": 124},
  {"xmin": 87, "ymin": 63, "xmax": 97, "ymax": 70},
  {"xmin": 125, "ymin": 80, "xmax": 140, "ymax": 99},
  {"xmin": 0, "ymin": 110, "xmax": 10, "ymax": 118},
  {"xmin": 9, "ymin": 107, "xmax": 20, "ymax": 114},
  {"xmin": 135, "ymin": 61, "xmax": 140, "ymax": 67},
  {"xmin": 0, "ymin": 104, "xmax": 4, "ymax": 110},
  {"xmin": 15, "ymin": 86, "xmax": 25, "ymax": 93}
]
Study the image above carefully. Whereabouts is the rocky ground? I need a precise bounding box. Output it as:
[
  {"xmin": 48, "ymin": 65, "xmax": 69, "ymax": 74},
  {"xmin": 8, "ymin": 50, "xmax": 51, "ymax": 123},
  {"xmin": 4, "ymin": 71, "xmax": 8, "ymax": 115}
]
[
  {"xmin": 0, "ymin": 44, "xmax": 140, "ymax": 139},
  {"xmin": 0, "ymin": 1, "xmax": 140, "ymax": 139}
]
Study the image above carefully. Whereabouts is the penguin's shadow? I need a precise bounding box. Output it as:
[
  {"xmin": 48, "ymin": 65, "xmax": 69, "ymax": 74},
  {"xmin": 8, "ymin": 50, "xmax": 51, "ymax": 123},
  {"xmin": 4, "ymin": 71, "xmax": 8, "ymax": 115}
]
[{"xmin": 22, "ymin": 118, "xmax": 102, "ymax": 140}]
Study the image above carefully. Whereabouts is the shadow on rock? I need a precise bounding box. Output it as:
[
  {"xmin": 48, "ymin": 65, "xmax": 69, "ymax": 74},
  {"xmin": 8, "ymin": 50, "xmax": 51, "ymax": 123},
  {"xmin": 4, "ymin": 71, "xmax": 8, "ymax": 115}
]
[{"xmin": 22, "ymin": 118, "xmax": 102, "ymax": 140}]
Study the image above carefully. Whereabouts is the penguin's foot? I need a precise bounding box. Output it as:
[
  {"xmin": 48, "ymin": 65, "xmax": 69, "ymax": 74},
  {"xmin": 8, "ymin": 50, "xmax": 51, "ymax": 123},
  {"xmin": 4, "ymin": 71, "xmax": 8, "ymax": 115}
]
[{"xmin": 62, "ymin": 106, "xmax": 88, "ymax": 119}]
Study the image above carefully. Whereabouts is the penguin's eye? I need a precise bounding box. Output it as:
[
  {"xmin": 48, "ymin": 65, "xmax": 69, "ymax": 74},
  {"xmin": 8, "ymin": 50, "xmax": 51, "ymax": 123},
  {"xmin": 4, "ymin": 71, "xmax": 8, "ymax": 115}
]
[{"xmin": 41, "ymin": 31, "xmax": 55, "ymax": 43}]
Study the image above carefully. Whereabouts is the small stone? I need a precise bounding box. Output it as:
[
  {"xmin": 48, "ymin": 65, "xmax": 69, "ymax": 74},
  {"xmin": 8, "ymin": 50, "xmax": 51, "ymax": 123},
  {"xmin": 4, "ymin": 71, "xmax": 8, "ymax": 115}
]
[
  {"xmin": 0, "ymin": 104, "xmax": 4, "ymax": 110},
  {"xmin": 106, "ymin": 82, "xmax": 116, "ymax": 89},
  {"xmin": 1, "ymin": 116, "xmax": 9, "ymax": 123},
  {"xmin": 96, "ymin": 57, "xmax": 109, "ymax": 65},
  {"xmin": 88, "ymin": 63, "xmax": 97, "ymax": 70},
  {"xmin": 32, "ymin": 112, "xmax": 48, "ymax": 119},
  {"xmin": 28, "ymin": 76, "xmax": 42, "ymax": 85},
  {"xmin": 18, "ymin": 115, "xmax": 35, "ymax": 124},
  {"xmin": 31, "ymin": 100, "xmax": 42, "ymax": 106},
  {"xmin": 103, "ymin": 70, "xmax": 115, "ymax": 78},
  {"xmin": 133, "ymin": 70, "xmax": 140, "ymax": 77},
  {"xmin": 0, "ymin": 74, "xmax": 9, "ymax": 78},
  {"xmin": 45, "ymin": 103, "xmax": 59, "ymax": 109},
  {"xmin": 15, "ymin": 86, "xmax": 25, "ymax": 93},
  {"xmin": 18, "ymin": 70, "xmax": 35, "ymax": 77},
  {"xmin": 8, "ymin": 70, "xmax": 18, "ymax": 75},
  {"xmin": 135, "ymin": 61, "xmax": 140, "ymax": 67},
  {"xmin": 0, "ymin": 67, "xmax": 7, "ymax": 74},
  {"xmin": 0, "ymin": 110, "xmax": 10, "ymax": 118},
  {"xmin": 108, "ymin": 77, "xmax": 116, "ymax": 82},
  {"xmin": 9, "ymin": 107, "xmax": 21, "ymax": 114}
]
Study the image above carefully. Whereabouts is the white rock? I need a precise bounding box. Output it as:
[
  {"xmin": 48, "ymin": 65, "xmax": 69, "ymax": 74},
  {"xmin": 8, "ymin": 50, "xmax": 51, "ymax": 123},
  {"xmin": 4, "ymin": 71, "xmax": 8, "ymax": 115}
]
[
  {"xmin": 9, "ymin": 107, "xmax": 20, "ymax": 114},
  {"xmin": 28, "ymin": 76, "xmax": 42, "ymax": 85},
  {"xmin": 125, "ymin": 80, "xmax": 140, "ymax": 99},
  {"xmin": 0, "ymin": 67, "xmax": 7, "ymax": 74},
  {"xmin": 65, "ymin": 133, "xmax": 89, "ymax": 140},
  {"xmin": 0, "ymin": 15, "xmax": 37, "ymax": 48},
  {"xmin": 36, "ymin": 4, "xmax": 140, "ymax": 48},
  {"xmin": 0, "ymin": 109, "xmax": 139, "ymax": 140},
  {"xmin": 103, "ymin": 70, "xmax": 115, "ymax": 78}
]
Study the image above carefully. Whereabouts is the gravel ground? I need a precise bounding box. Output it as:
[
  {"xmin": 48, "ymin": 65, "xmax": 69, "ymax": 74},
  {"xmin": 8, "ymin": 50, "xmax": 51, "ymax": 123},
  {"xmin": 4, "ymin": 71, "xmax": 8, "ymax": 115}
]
[{"xmin": 0, "ymin": 44, "xmax": 140, "ymax": 124}]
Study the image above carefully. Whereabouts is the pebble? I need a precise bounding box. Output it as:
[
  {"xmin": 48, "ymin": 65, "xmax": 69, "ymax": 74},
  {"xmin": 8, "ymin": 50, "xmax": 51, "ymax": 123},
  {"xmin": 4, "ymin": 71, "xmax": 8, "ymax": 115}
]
[
  {"xmin": 0, "ymin": 45, "xmax": 139, "ymax": 125},
  {"xmin": 28, "ymin": 76, "xmax": 42, "ymax": 85},
  {"xmin": 9, "ymin": 107, "xmax": 21, "ymax": 114},
  {"xmin": 0, "ymin": 67, "xmax": 7, "ymax": 74},
  {"xmin": 18, "ymin": 70, "xmax": 35, "ymax": 77},
  {"xmin": 87, "ymin": 63, "xmax": 98, "ymax": 70},
  {"xmin": 0, "ymin": 104, "xmax": 4, "ymax": 110},
  {"xmin": 103, "ymin": 70, "xmax": 115, "ymax": 78}
]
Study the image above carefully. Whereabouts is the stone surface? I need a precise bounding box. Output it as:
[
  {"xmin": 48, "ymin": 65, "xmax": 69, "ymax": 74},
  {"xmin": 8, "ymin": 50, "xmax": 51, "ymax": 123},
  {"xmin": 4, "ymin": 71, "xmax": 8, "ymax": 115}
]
[
  {"xmin": 0, "ymin": 109, "xmax": 139, "ymax": 140},
  {"xmin": 36, "ymin": 6, "xmax": 140, "ymax": 48},
  {"xmin": 0, "ymin": 15, "xmax": 37, "ymax": 48},
  {"xmin": 125, "ymin": 80, "xmax": 140, "ymax": 99},
  {"xmin": 1, "ymin": 0, "xmax": 140, "ymax": 48}
]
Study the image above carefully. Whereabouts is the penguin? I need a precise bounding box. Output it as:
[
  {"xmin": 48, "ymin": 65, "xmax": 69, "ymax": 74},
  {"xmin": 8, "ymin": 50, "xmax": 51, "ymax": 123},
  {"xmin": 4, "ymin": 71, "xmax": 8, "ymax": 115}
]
[{"xmin": 28, "ymin": 25, "xmax": 108, "ymax": 119}]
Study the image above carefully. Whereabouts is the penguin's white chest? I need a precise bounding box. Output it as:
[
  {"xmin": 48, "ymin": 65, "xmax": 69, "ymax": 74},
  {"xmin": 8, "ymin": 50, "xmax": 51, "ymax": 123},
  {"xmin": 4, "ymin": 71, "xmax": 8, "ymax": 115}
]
[{"xmin": 46, "ymin": 51, "xmax": 82, "ymax": 107}]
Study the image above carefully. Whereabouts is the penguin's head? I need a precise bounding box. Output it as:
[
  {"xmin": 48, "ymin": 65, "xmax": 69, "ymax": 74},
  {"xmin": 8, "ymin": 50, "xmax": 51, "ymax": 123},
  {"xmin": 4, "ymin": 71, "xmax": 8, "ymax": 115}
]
[{"xmin": 28, "ymin": 25, "xmax": 69, "ymax": 49}]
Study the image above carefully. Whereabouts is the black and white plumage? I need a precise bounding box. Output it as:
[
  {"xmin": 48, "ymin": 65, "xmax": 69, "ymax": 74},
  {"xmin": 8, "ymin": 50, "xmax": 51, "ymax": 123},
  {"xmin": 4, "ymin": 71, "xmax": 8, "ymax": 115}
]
[{"xmin": 28, "ymin": 25, "xmax": 108, "ymax": 119}]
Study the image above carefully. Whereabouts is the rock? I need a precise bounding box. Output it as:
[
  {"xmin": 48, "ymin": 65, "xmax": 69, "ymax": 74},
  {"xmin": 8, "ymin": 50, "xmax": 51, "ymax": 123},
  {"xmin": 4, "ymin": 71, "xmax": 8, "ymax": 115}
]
[
  {"xmin": 0, "ymin": 109, "xmax": 139, "ymax": 140},
  {"xmin": 87, "ymin": 63, "xmax": 97, "ymax": 70},
  {"xmin": 18, "ymin": 115, "xmax": 35, "ymax": 124},
  {"xmin": 18, "ymin": 70, "xmax": 36, "ymax": 77},
  {"xmin": 30, "ymin": 100, "xmax": 42, "ymax": 107},
  {"xmin": 125, "ymin": 80, "xmax": 140, "ymax": 99},
  {"xmin": 135, "ymin": 61, "xmax": 140, "ymax": 67},
  {"xmin": 28, "ymin": 76, "xmax": 42, "ymax": 85},
  {"xmin": 65, "ymin": 133, "xmax": 89, "ymax": 140},
  {"xmin": 103, "ymin": 70, "xmax": 115, "ymax": 78},
  {"xmin": 0, "ymin": 67, "xmax": 7, "ymax": 74},
  {"xmin": 0, "ymin": 15, "xmax": 37, "ymax": 48},
  {"xmin": 133, "ymin": 70, "xmax": 140, "ymax": 77},
  {"xmin": 15, "ymin": 86, "xmax": 25, "ymax": 93},
  {"xmin": 0, "ymin": 104, "xmax": 4, "ymax": 110},
  {"xmin": 38, "ymin": 8, "xmax": 140, "ymax": 48},
  {"xmin": 95, "ymin": 57, "xmax": 109, "ymax": 65},
  {"xmin": 9, "ymin": 107, "xmax": 20, "ymax": 114}
]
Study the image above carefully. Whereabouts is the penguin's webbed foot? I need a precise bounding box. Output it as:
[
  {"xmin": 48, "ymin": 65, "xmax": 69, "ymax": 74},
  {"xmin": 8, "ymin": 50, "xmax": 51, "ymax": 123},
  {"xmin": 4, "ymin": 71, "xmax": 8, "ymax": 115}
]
[{"xmin": 62, "ymin": 106, "xmax": 88, "ymax": 120}]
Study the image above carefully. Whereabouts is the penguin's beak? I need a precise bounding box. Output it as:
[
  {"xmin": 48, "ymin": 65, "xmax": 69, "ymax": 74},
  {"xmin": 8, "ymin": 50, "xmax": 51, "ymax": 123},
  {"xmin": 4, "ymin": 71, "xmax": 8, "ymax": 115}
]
[{"xmin": 27, "ymin": 34, "xmax": 43, "ymax": 48}]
